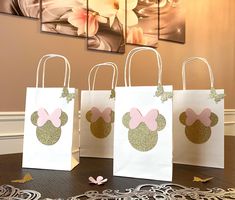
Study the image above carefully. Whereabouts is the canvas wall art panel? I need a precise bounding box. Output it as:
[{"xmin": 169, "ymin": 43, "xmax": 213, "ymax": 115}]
[
  {"xmin": 41, "ymin": 0, "xmax": 87, "ymax": 37},
  {"xmin": 87, "ymin": 0, "xmax": 126, "ymax": 53},
  {"xmin": 0, "ymin": 0, "xmax": 39, "ymax": 18},
  {"xmin": 127, "ymin": 0, "xmax": 158, "ymax": 47},
  {"xmin": 158, "ymin": 0, "xmax": 185, "ymax": 43}
]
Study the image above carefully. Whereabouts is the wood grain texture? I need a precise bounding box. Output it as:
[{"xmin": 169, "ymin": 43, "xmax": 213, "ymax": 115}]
[{"xmin": 0, "ymin": 136, "xmax": 234, "ymax": 199}]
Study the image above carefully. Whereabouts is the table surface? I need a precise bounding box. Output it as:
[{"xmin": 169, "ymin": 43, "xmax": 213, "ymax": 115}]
[{"xmin": 0, "ymin": 136, "xmax": 234, "ymax": 199}]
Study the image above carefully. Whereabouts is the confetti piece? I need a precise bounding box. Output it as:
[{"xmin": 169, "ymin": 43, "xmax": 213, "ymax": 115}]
[
  {"xmin": 11, "ymin": 173, "xmax": 33, "ymax": 183},
  {"xmin": 193, "ymin": 176, "xmax": 214, "ymax": 183},
  {"xmin": 89, "ymin": 176, "xmax": 108, "ymax": 185}
]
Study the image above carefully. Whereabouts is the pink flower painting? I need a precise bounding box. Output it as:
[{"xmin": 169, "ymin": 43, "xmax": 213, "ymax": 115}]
[
  {"xmin": 13, "ymin": 0, "xmax": 187, "ymax": 52},
  {"xmin": 41, "ymin": 0, "xmax": 86, "ymax": 37},
  {"xmin": 87, "ymin": 0, "xmax": 127, "ymax": 53},
  {"xmin": 127, "ymin": 0, "xmax": 158, "ymax": 47},
  {"xmin": 68, "ymin": 8, "xmax": 100, "ymax": 37}
]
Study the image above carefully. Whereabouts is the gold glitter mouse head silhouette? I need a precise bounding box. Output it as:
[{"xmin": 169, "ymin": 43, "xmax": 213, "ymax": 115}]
[
  {"xmin": 31, "ymin": 108, "xmax": 68, "ymax": 145},
  {"xmin": 179, "ymin": 108, "xmax": 218, "ymax": 144},
  {"xmin": 122, "ymin": 108, "xmax": 166, "ymax": 152},
  {"xmin": 86, "ymin": 107, "xmax": 114, "ymax": 138}
]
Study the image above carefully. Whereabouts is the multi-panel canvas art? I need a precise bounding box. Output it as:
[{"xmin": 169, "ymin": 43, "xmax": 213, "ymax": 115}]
[
  {"xmin": 0, "ymin": 0, "xmax": 39, "ymax": 18},
  {"xmin": 158, "ymin": 0, "xmax": 185, "ymax": 43},
  {"xmin": 0, "ymin": 0, "xmax": 185, "ymax": 52},
  {"xmin": 127, "ymin": 0, "xmax": 158, "ymax": 47},
  {"xmin": 41, "ymin": 0, "xmax": 86, "ymax": 37},
  {"xmin": 87, "ymin": 0, "xmax": 126, "ymax": 53}
]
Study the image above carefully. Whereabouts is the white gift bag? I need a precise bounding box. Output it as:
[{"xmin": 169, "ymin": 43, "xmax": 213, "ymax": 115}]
[
  {"xmin": 113, "ymin": 47, "xmax": 173, "ymax": 181},
  {"xmin": 80, "ymin": 62, "xmax": 118, "ymax": 158},
  {"xmin": 173, "ymin": 57, "xmax": 224, "ymax": 168},
  {"xmin": 22, "ymin": 54, "xmax": 79, "ymax": 171}
]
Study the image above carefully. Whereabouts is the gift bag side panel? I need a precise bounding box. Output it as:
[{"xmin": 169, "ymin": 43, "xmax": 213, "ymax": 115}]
[{"xmin": 71, "ymin": 88, "xmax": 79, "ymax": 169}]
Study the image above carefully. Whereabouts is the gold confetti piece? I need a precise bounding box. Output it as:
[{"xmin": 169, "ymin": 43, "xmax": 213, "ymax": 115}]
[
  {"xmin": 193, "ymin": 176, "xmax": 214, "ymax": 183},
  {"xmin": 11, "ymin": 173, "xmax": 33, "ymax": 183}
]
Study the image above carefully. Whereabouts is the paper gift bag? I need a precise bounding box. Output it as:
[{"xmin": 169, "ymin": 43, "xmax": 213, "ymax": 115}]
[
  {"xmin": 113, "ymin": 47, "xmax": 173, "ymax": 181},
  {"xmin": 22, "ymin": 54, "xmax": 79, "ymax": 171},
  {"xmin": 80, "ymin": 62, "xmax": 118, "ymax": 158},
  {"xmin": 173, "ymin": 57, "xmax": 224, "ymax": 168}
]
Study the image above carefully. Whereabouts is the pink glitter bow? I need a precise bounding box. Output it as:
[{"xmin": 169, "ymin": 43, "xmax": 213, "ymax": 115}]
[
  {"xmin": 185, "ymin": 108, "xmax": 211, "ymax": 127},
  {"xmin": 37, "ymin": 108, "xmax": 62, "ymax": 128},
  {"xmin": 90, "ymin": 107, "xmax": 112, "ymax": 123},
  {"xmin": 129, "ymin": 108, "xmax": 159, "ymax": 131}
]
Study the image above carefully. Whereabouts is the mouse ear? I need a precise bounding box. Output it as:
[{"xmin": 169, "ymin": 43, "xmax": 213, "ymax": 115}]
[
  {"xmin": 179, "ymin": 112, "xmax": 187, "ymax": 125},
  {"xmin": 111, "ymin": 110, "xmax": 115, "ymax": 123},
  {"xmin": 210, "ymin": 112, "xmax": 218, "ymax": 127},
  {"xmin": 31, "ymin": 111, "xmax": 39, "ymax": 126},
  {"xmin": 86, "ymin": 110, "xmax": 92, "ymax": 122},
  {"xmin": 60, "ymin": 111, "xmax": 68, "ymax": 126},
  {"xmin": 156, "ymin": 114, "xmax": 166, "ymax": 131},
  {"xmin": 122, "ymin": 112, "xmax": 131, "ymax": 128}
]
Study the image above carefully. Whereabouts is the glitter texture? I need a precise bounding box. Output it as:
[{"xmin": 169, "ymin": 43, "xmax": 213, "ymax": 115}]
[
  {"xmin": 128, "ymin": 122, "xmax": 158, "ymax": 152},
  {"xmin": 122, "ymin": 110, "xmax": 166, "ymax": 152},
  {"xmin": 86, "ymin": 109, "xmax": 114, "ymax": 138},
  {"xmin": 31, "ymin": 109, "xmax": 68, "ymax": 145},
  {"xmin": 157, "ymin": 114, "xmax": 166, "ymax": 131},
  {"xmin": 179, "ymin": 109, "xmax": 218, "ymax": 144},
  {"xmin": 36, "ymin": 121, "xmax": 61, "ymax": 145}
]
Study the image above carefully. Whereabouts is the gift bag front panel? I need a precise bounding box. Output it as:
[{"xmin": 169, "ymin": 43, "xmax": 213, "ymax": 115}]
[
  {"xmin": 23, "ymin": 87, "xmax": 77, "ymax": 170},
  {"xmin": 80, "ymin": 90, "xmax": 115, "ymax": 158},
  {"xmin": 173, "ymin": 90, "xmax": 224, "ymax": 168},
  {"xmin": 114, "ymin": 86, "xmax": 173, "ymax": 181}
]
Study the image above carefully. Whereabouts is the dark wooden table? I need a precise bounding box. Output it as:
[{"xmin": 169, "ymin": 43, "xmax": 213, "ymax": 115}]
[{"xmin": 0, "ymin": 136, "xmax": 234, "ymax": 199}]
